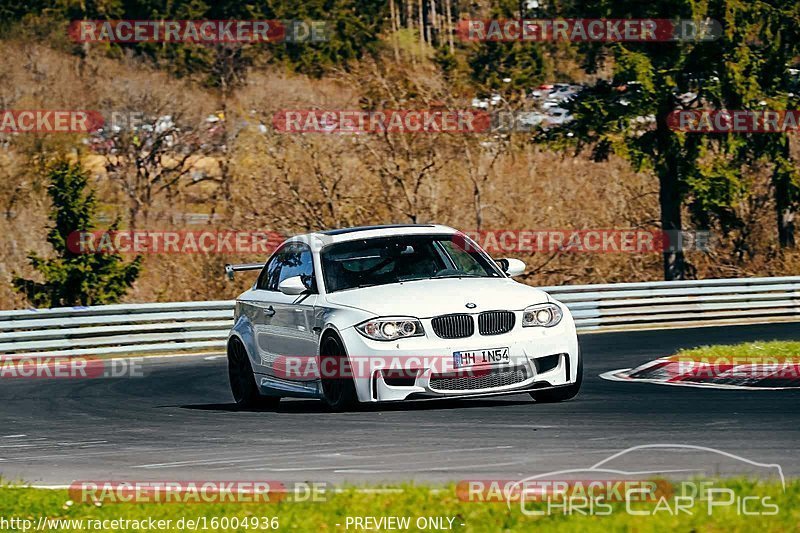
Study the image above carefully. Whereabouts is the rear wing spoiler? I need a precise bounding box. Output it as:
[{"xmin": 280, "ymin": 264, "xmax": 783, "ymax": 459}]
[{"xmin": 224, "ymin": 263, "xmax": 263, "ymax": 280}]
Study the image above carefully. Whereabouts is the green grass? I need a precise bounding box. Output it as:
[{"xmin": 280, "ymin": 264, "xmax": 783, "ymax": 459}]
[
  {"xmin": 0, "ymin": 480, "xmax": 798, "ymax": 532},
  {"xmin": 672, "ymin": 340, "xmax": 800, "ymax": 362}
]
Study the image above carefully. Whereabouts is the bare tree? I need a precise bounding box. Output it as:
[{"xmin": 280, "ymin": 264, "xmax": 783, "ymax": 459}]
[{"xmin": 96, "ymin": 90, "xmax": 220, "ymax": 228}]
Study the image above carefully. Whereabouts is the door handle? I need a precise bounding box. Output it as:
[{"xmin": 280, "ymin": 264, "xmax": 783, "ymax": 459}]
[{"xmin": 264, "ymin": 305, "xmax": 276, "ymax": 317}]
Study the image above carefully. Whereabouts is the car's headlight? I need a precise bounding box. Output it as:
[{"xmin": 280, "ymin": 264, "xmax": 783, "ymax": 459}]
[
  {"xmin": 522, "ymin": 303, "xmax": 563, "ymax": 328},
  {"xmin": 356, "ymin": 317, "xmax": 425, "ymax": 341}
]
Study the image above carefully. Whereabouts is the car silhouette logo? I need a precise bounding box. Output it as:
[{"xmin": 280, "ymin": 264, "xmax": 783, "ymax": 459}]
[{"xmin": 465, "ymin": 302, "xmax": 477, "ymax": 309}]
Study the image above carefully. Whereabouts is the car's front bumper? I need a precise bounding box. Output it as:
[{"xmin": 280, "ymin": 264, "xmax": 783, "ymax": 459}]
[{"xmin": 338, "ymin": 310, "xmax": 579, "ymax": 403}]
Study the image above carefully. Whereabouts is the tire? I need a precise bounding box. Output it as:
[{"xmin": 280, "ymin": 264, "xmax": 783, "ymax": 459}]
[
  {"xmin": 530, "ymin": 351, "xmax": 583, "ymax": 403},
  {"xmin": 319, "ymin": 335, "xmax": 359, "ymax": 412},
  {"xmin": 228, "ymin": 339, "xmax": 280, "ymax": 410}
]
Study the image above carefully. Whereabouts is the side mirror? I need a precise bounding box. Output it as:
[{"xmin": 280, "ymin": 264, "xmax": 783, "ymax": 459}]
[
  {"xmin": 497, "ymin": 258, "xmax": 526, "ymax": 277},
  {"xmin": 278, "ymin": 276, "xmax": 308, "ymax": 295}
]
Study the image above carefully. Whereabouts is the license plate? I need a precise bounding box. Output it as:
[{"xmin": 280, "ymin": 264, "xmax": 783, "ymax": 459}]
[{"xmin": 453, "ymin": 347, "xmax": 510, "ymax": 369}]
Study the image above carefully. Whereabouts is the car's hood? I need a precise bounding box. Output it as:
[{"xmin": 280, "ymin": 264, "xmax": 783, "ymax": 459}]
[{"xmin": 324, "ymin": 277, "xmax": 549, "ymax": 317}]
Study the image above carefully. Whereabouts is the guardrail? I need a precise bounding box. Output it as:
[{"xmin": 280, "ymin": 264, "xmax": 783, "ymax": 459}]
[
  {"xmin": 0, "ymin": 301, "xmax": 233, "ymax": 358},
  {"xmin": 1, "ymin": 276, "xmax": 799, "ymax": 358},
  {"xmin": 543, "ymin": 275, "xmax": 800, "ymax": 332}
]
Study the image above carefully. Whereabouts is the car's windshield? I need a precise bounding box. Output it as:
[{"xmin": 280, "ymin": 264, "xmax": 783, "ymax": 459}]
[{"xmin": 321, "ymin": 234, "xmax": 501, "ymax": 293}]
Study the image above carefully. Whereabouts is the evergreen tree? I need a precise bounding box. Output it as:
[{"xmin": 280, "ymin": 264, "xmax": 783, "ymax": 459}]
[{"xmin": 12, "ymin": 160, "xmax": 142, "ymax": 308}]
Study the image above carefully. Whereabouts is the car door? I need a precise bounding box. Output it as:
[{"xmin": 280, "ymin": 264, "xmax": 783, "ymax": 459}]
[{"xmin": 250, "ymin": 242, "xmax": 319, "ymax": 378}]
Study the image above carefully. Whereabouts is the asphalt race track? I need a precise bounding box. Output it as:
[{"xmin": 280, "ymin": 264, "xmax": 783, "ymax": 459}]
[{"xmin": 1, "ymin": 323, "xmax": 799, "ymax": 486}]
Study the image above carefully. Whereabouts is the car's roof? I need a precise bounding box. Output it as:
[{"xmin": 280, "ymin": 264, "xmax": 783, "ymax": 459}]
[
  {"xmin": 318, "ymin": 224, "xmax": 438, "ymax": 236},
  {"xmin": 290, "ymin": 224, "xmax": 459, "ymax": 247}
]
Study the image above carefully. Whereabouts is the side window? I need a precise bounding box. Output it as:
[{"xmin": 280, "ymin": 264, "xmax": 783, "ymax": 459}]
[
  {"xmin": 256, "ymin": 247, "xmax": 286, "ymax": 291},
  {"xmin": 279, "ymin": 245, "xmax": 316, "ymax": 291},
  {"xmin": 256, "ymin": 244, "xmax": 316, "ymax": 292}
]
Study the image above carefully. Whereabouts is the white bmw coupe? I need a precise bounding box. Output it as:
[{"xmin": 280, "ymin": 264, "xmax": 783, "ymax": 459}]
[{"xmin": 226, "ymin": 224, "xmax": 581, "ymax": 410}]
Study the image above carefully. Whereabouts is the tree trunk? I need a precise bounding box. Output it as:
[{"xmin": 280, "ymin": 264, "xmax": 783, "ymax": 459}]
[
  {"xmin": 444, "ymin": 0, "xmax": 454, "ymax": 53},
  {"xmin": 777, "ymin": 204, "xmax": 796, "ymax": 248},
  {"xmin": 774, "ymin": 136, "xmax": 796, "ymax": 248},
  {"xmin": 658, "ymin": 168, "xmax": 686, "ymax": 280},
  {"xmin": 418, "ymin": 0, "xmax": 426, "ymax": 55},
  {"xmin": 655, "ymin": 112, "xmax": 686, "ymax": 281},
  {"xmin": 395, "ymin": 0, "xmax": 402, "ymax": 40},
  {"xmin": 429, "ymin": 0, "xmax": 437, "ymax": 45},
  {"xmin": 389, "ymin": 0, "xmax": 400, "ymax": 61}
]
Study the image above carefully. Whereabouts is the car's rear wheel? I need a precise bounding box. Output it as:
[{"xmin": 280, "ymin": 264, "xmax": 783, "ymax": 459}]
[
  {"xmin": 228, "ymin": 339, "xmax": 280, "ymax": 410},
  {"xmin": 530, "ymin": 352, "xmax": 582, "ymax": 403},
  {"xmin": 319, "ymin": 335, "xmax": 358, "ymax": 411}
]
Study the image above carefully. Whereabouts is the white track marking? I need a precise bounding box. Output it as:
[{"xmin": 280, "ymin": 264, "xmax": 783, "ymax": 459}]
[
  {"xmin": 131, "ymin": 443, "xmax": 400, "ymax": 469},
  {"xmin": 323, "ymin": 445, "xmax": 505, "ymax": 461},
  {"xmin": 253, "ymin": 465, "xmax": 389, "ymax": 472},
  {"xmin": 131, "ymin": 444, "xmax": 373, "ymax": 467},
  {"xmin": 11, "ymin": 449, "xmax": 152, "ymax": 461},
  {"xmin": 54, "ymin": 440, "xmax": 109, "ymax": 446},
  {"xmin": 333, "ymin": 469, "xmax": 394, "ymax": 474},
  {"xmin": 424, "ymin": 460, "xmax": 528, "ymax": 471},
  {"xmin": 0, "ymin": 437, "xmax": 47, "ymax": 448}
]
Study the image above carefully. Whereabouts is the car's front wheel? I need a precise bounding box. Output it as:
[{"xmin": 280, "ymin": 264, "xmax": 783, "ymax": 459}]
[
  {"xmin": 228, "ymin": 339, "xmax": 280, "ymax": 410},
  {"xmin": 530, "ymin": 352, "xmax": 582, "ymax": 403},
  {"xmin": 319, "ymin": 335, "xmax": 359, "ymax": 411}
]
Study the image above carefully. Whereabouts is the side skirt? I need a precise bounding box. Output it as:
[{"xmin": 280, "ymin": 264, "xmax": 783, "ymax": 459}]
[{"xmin": 257, "ymin": 374, "xmax": 321, "ymax": 398}]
